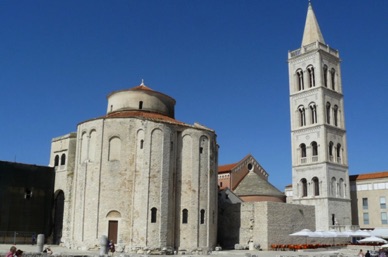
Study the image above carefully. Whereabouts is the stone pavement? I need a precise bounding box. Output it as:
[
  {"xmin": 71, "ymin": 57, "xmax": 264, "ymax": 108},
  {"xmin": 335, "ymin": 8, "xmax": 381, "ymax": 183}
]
[{"xmin": 0, "ymin": 244, "xmax": 364, "ymax": 257}]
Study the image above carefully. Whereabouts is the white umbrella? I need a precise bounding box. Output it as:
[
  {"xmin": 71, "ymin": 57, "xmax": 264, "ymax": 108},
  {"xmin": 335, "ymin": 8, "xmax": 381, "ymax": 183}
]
[
  {"xmin": 290, "ymin": 229, "xmax": 314, "ymax": 244},
  {"xmin": 289, "ymin": 228, "xmax": 314, "ymax": 236},
  {"xmin": 380, "ymin": 244, "xmax": 388, "ymax": 249},
  {"xmin": 358, "ymin": 236, "xmax": 387, "ymax": 244},
  {"xmin": 352, "ymin": 229, "xmax": 372, "ymax": 237}
]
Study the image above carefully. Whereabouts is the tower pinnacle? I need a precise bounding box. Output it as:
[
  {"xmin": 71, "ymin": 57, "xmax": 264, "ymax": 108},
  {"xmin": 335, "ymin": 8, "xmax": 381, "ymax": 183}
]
[{"xmin": 301, "ymin": 2, "xmax": 325, "ymax": 47}]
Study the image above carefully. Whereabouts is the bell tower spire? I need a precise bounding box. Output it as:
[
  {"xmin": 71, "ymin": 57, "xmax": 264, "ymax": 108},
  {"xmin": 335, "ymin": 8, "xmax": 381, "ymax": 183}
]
[{"xmin": 301, "ymin": 2, "xmax": 325, "ymax": 47}]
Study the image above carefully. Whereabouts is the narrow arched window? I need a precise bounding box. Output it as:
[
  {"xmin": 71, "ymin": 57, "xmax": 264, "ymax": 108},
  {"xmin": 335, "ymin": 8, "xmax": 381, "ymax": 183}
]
[
  {"xmin": 54, "ymin": 155, "xmax": 59, "ymax": 167},
  {"xmin": 140, "ymin": 139, "xmax": 144, "ymax": 149},
  {"xmin": 307, "ymin": 66, "xmax": 315, "ymax": 88},
  {"xmin": 151, "ymin": 207, "xmax": 157, "ymax": 223},
  {"xmin": 311, "ymin": 141, "xmax": 318, "ymax": 162},
  {"xmin": 301, "ymin": 178, "xmax": 307, "ymax": 197},
  {"xmin": 329, "ymin": 141, "xmax": 334, "ymax": 162},
  {"xmin": 333, "ymin": 105, "xmax": 339, "ymax": 126},
  {"xmin": 139, "ymin": 101, "xmax": 143, "ymax": 110},
  {"xmin": 298, "ymin": 106, "xmax": 306, "ymax": 127},
  {"xmin": 300, "ymin": 143, "xmax": 307, "ymax": 164},
  {"xmin": 330, "ymin": 68, "xmax": 336, "ymax": 90},
  {"xmin": 338, "ymin": 179, "xmax": 344, "ymax": 197},
  {"xmin": 182, "ymin": 209, "xmax": 188, "ymax": 224},
  {"xmin": 326, "ymin": 102, "xmax": 331, "ymax": 124},
  {"xmin": 310, "ymin": 104, "xmax": 317, "ymax": 124},
  {"xmin": 312, "ymin": 177, "xmax": 319, "ymax": 196},
  {"xmin": 323, "ymin": 65, "xmax": 328, "ymax": 87},
  {"xmin": 331, "ymin": 177, "xmax": 337, "ymax": 196},
  {"xmin": 297, "ymin": 69, "xmax": 304, "ymax": 91},
  {"xmin": 60, "ymin": 153, "xmax": 66, "ymax": 165},
  {"xmin": 336, "ymin": 144, "xmax": 342, "ymax": 163},
  {"xmin": 200, "ymin": 209, "xmax": 205, "ymax": 224},
  {"xmin": 108, "ymin": 137, "xmax": 121, "ymax": 161}
]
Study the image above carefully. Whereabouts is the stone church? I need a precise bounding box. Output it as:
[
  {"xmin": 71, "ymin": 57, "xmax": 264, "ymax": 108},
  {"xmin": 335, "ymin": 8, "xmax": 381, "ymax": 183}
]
[
  {"xmin": 47, "ymin": 2, "xmax": 355, "ymax": 252},
  {"xmin": 50, "ymin": 82, "xmax": 218, "ymax": 253}
]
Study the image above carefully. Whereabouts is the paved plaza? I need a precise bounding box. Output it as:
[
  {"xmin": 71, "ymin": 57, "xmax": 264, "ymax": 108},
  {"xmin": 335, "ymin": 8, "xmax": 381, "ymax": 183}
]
[{"xmin": 0, "ymin": 244, "xmax": 368, "ymax": 257}]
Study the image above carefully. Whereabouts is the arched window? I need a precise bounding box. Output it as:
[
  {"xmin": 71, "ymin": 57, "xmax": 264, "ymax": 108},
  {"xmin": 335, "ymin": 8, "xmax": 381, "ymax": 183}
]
[
  {"xmin": 200, "ymin": 209, "xmax": 205, "ymax": 224},
  {"xmin": 312, "ymin": 177, "xmax": 319, "ymax": 196},
  {"xmin": 330, "ymin": 68, "xmax": 336, "ymax": 90},
  {"xmin": 336, "ymin": 143, "xmax": 342, "ymax": 163},
  {"xmin": 300, "ymin": 143, "xmax": 307, "ymax": 164},
  {"xmin": 329, "ymin": 141, "xmax": 334, "ymax": 161},
  {"xmin": 151, "ymin": 207, "xmax": 157, "ymax": 223},
  {"xmin": 333, "ymin": 105, "xmax": 339, "ymax": 126},
  {"xmin": 296, "ymin": 69, "xmax": 304, "ymax": 91},
  {"xmin": 182, "ymin": 209, "xmax": 188, "ymax": 224},
  {"xmin": 54, "ymin": 155, "xmax": 59, "ymax": 167},
  {"xmin": 298, "ymin": 106, "xmax": 306, "ymax": 126},
  {"xmin": 338, "ymin": 178, "xmax": 344, "ymax": 197},
  {"xmin": 60, "ymin": 154, "xmax": 66, "ymax": 165},
  {"xmin": 140, "ymin": 139, "xmax": 144, "ymax": 149},
  {"xmin": 326, "ymin": 102, "xmax": 331, "ymax": 124},
  {"xmin": 310, "ymin": 104, "xmax": 317, "ymax": 124},
  {"xmin": 331, "ymin": 177, "xmax": 337, "ymax": 196},
  {"xmin": 307, "ymin": 66, "xmax": 315, "ymax": 88},
  {"xmin": 108, "ymin": 137, "xmax": 121, "ymax": 161},
  {"xmin": 301, "ymin": 178, "xmax": 307, "ymax": 197},
  {"xmin": 139, "ymin": 101, "xmax": 143, "ymax": 110},
  {"xmin": 323, "ymin": 65, "xmax": 328, "ymax": 87},
  {"xmin": 311, "ymin": 141, "xmax": 318, "ymax": 162}
]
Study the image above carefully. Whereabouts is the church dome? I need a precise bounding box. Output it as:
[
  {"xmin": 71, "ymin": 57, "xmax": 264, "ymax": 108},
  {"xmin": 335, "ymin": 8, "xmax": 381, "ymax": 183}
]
[{"xmin": 106, "ymin": 81, "xmax": 176, "ymax": 118}]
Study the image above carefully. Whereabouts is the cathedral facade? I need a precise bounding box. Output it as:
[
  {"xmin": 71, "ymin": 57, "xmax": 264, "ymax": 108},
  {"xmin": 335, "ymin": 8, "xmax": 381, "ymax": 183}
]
[{"xmin": 50, "ymin": 82, "xmax": 218, "ymax": 253}]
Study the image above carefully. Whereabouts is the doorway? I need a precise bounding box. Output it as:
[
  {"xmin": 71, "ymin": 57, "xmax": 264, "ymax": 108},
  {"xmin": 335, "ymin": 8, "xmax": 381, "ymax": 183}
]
[{"xmin": 108, "ymin": 220, "xmax": 118, "ymax": 244}]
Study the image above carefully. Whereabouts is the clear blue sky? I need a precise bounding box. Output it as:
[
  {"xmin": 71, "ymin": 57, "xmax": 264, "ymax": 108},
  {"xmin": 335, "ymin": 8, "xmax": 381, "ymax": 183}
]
[{"xmin": 0, "ymin": 1, "xmax": 387, "ymax": 190}]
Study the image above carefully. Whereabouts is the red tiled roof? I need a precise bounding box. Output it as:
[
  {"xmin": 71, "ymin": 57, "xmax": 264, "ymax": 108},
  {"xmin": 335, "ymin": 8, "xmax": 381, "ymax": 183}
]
[
  {"xmin": 105, "ymin": 110, "xmax": 184, "ymax": 125},
  {"xmin": 350, "ymin": 171, "xmax": 388, "ymax": 181},
  {"xmin": 218, "ymin": 163, "xmax": 238, "ymax": 173},
  {"xmin": 130, "ymin": 84, "xmax": 154, "ymax": 91}
]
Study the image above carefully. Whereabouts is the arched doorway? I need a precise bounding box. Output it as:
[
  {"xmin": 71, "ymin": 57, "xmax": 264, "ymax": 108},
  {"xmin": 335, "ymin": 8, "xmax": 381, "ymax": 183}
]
[{"xmin": 53, "ymin": 190, "xmax": 64, "ymax": 244}]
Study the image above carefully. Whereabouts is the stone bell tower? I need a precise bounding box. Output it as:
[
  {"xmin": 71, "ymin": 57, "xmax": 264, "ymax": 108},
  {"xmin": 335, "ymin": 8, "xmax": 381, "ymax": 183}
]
[{"xmin": 288, "ymin": 3, "xmax": 352, "ymax": 231}]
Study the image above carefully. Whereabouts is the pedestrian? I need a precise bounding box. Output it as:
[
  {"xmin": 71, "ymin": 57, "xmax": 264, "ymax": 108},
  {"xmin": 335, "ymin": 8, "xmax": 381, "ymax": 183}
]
[
  {"xmin": 108, "ymin": 240, "xmax": 115, "ymax": 256},
  {"xmin": 359, "ymin": 249, "xmax": 365, "ymax": 257},
  {"xmin": 15, "ymin": 250, "xmax": 23, "ymax": 257},
  {"xmin": 366, "ymin": 250, "xmax": 371, "ymax": 257},
  {"xmin": 6, "ymin": 246, "xmax": 16, "ymax": 257},
  {"xmin": 31, "ymin": 234, "xmax": 36, "ymax": 245}
]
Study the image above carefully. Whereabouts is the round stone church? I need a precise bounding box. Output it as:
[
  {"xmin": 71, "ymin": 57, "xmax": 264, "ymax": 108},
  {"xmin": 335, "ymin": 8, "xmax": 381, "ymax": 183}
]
[{"xmin": 50, "ymin": 82, "xmax": 218, "ymax": 253}]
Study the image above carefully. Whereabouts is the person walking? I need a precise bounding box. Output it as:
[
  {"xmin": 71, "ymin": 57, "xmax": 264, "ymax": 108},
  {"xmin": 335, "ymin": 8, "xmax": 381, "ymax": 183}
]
[{"xmin": 108, "ymin": 240, "xmax": 115, "ymax": 256}]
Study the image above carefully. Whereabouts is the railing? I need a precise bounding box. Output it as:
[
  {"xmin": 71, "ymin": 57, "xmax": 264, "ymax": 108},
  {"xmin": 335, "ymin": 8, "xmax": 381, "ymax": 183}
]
[
  {"xmin": 300, "ymin": 157, "xmax": 307, "ymax": 164},
  {"xmin": 289, "ymin": 41, "xmax": 339, "ymax": 58},
  {"xmin": 312, "ymin": 156, "xmax": 318, "ymax": 162},
  {"xmin": 337, "ymin": 157, "xmax": 342, "ymax": 164},
  {"xmin": 0, "ymin": 231, "xmax": 36, "ymax": 244}
]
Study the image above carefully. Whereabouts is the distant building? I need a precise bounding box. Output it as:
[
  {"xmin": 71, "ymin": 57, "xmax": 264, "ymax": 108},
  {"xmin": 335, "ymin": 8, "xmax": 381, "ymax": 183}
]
[
  {"xmin": 0, "ymin": 161, "xmax": 55, "ymax": 243},
  {"xmin": 350, "ymin": 172, "xmax": 388, "ymax": 229},
  {"xmin": 50, "ymin": 82, "xmax": 218, "ymax": 253},
  {"xmin": 218, "ymin": 154, "xmax": 285, "ymax": 203}
]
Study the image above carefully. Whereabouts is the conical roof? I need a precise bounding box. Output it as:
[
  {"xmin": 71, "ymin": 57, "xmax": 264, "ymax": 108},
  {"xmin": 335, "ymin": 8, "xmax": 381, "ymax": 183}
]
[{"xmin": 301, "ymin": 2, "xmax": 325, "ymax": 46}]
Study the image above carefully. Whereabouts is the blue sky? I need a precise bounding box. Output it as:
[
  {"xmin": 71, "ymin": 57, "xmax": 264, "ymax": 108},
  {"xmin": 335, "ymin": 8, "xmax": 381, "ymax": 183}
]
[{"xmin": 0, "ymin": 1, "xmax": 387, "ymax": 190}]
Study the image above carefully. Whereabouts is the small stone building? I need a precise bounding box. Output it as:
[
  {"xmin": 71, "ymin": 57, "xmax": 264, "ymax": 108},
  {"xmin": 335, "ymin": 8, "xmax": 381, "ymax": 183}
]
[
  {"xmin": 0, "ymin": 161, "xmax": 55, "ymax": 243},
  {"xmin": 50, "ymin": 82, "xmax": 218, "ymax": 253}
]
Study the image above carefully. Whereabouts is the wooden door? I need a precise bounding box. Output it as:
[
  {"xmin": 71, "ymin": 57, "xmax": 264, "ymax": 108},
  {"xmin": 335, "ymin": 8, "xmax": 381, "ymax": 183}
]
[{"xmin": 108, "ymin": 220, "xmax": 118, "ymax": 244}]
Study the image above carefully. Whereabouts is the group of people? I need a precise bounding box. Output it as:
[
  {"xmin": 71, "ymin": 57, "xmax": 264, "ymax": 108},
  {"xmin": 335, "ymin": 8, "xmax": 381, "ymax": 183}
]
[{"xmin": 6, "ymin": 246, "xmax": 23, "ymax": 257}]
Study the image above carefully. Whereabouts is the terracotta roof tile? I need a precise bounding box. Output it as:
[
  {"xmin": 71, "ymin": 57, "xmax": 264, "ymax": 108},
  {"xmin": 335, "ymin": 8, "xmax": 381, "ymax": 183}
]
[
  {"xmin": 350, "ymin": 171, "xmax": 388, "ymax": 181},
  {"xmin": 218, "ymin": 163, "xmax": 238, "ymax": 173},
  {"xmin": 105, "ymin": 110, "xmax": 185, "ymax": 125}
]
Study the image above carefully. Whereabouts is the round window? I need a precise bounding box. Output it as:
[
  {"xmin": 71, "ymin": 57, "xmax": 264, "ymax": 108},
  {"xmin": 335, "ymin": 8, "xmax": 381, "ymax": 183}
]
[{"xmin": 247, "ymin": 163, "xmax": 253, "ymax": 171}]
